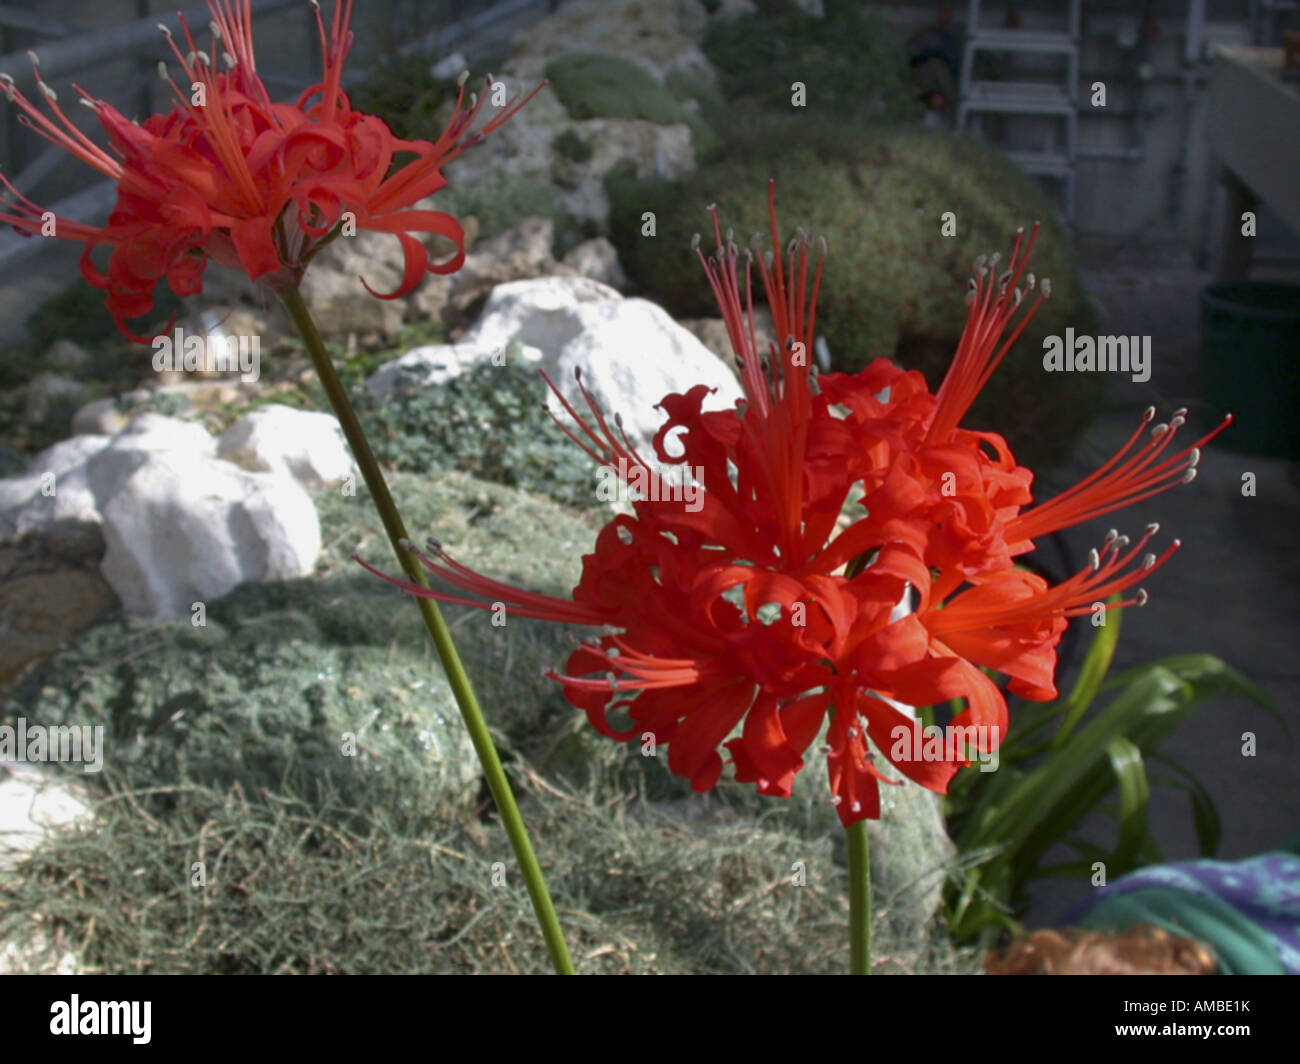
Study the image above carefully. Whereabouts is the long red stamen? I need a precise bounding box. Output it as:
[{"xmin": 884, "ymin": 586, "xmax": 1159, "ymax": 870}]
[
  {"xmin": 928, "ymin": 524, "xmax": 1174, "ymax": 634},
  {"xmin": 927, "ymin": 224, "xmax": 1044, "ymax": 443},
  {"xmin": 1009, "ymin": 409, "xmax": 1233, "ymax": 542}
]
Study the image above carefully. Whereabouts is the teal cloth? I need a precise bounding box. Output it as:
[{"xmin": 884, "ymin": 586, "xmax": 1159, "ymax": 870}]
[
  {"xmin": 1077, "ymin": 884, "xmax": 1285, "ymax": 974},
  {"xmin": 1069, "ymin": 834, "xmax": 1300, "ymax": 974}
]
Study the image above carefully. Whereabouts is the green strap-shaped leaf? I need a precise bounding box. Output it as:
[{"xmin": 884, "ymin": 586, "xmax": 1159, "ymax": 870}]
[
  {"xmin": 1051, "ymin": 595, "xmax": 1122, "ymax": 750},
  {"xmin": 1104, "ymin": 735, "xmax": 1150, "ymax": 872},
  {"xmin": 1149, "ymin": 753, "xmax": 1223, "ymax": 857}
]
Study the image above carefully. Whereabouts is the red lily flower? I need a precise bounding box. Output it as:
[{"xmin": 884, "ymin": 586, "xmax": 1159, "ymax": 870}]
[
  {"xmin": 357, "ymin": 183, "xmax": 1230, "ymax": 826},
  {"xmin": 0, "ymin": 0, "xmax": 539, "ymax": 339}
]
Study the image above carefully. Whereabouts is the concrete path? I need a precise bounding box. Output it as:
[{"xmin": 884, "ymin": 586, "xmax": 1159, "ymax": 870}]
[{"xmin": 1024, "ymin": 255, "xmax": 1300, "ymax": 926}]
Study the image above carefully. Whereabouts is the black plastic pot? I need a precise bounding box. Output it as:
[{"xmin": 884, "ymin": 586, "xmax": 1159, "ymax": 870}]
[{"xmin": 1200, "ymin": 282, "xmax": 1300, "ymax": 459}]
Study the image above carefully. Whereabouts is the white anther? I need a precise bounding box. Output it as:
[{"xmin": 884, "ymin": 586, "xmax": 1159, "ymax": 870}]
[
  {"xmin": 1040, "ymin": 277, "xmax": 1052, "ymax": 298},
  {"xmin": 1145, "ymin": 522, "xmax": 1160, "ymax": 536},
  {"xmin": 26, "ymin": 51, "xmax": 39, "ymax": 66},
  {"xmin": 156, "ymin": 23, "xmax": 172, "ymax": 37},
  {"xmin": 157, "ymin": 61, "xmax": 169, "ymax": 80},
  {"xmin": 1182, "ymin": 468, "xmax": 1198, "ymax": 484},
  {"xmin": 1151, "ymin": 423, "xmax": 1170, "ymax": 438},
  {"xmin": 1141, "ymin": 552, "xmax": 1157, "ymax": 570},
  {"xmin": 1088, "ymin": 548, "xmax": 1100, "ymax": 571},
  {"xmin": 37, "ymin": 81, "xmax": 56, "ymax": 102},
  {"xmin": 1143, "ymin": 405, "xmax": 1156, "ymax": 421},
  {"xmin": 1170, "ymin": 414, "xmax": 1186, "ymax": 429},
  {"xmin": 1187, "ymin": 447, "xmax": 1201, "ymax": 468},
  {"xmin": 1135, "ymin": 588, "xmax": 1149, "ymax": 607},
  {"xmin": 829, "ymin": 795, "xmax": 843, "ymax": 806},
  {"xmin": 851, "ymin": 801, "xmax": 862, "ymax": 813},
  {"xmin": 1115, "ymin": 535, "xmax": 1131, "ymax": 549}
]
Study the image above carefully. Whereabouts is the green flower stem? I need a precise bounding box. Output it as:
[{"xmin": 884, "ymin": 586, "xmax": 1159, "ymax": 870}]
[
  {"xmin": 847, "ymin": 818, "xmax": 871, "ymax": 975},
  {"xmin": 280, "ymin": 288, "xmax": 575, "ymax": 976}
]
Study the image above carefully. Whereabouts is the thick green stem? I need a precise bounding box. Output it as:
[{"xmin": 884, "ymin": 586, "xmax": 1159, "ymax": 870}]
[
  {"xmin": 847, "ymin": 818, "xmax": 871, "ymax": 974},
  {"xmin": 281, "ymin": 288, "xmax": 574, "ymax": 975}
]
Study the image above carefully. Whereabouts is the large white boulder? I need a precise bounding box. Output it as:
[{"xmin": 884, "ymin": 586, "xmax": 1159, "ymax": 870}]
[
  {"xmin": 217, "ymin": 405, "xmax": 356, "ymax": 488},
  {"xmin": 92, "ymin": 450, "xmax": 320, "ymax": 619},
  {"xmin": 367, "ymin": 276, "xmax": 742, "ymax": 452},
  {"xmin": 0, "ymin": 413, "xmax": 324, "ymax": 619},
  {"xmin": 0, "ymin": 435, "xmax": 110, "ymax": 540},
  {"xmin": 79, "ymin": 414, "xmax": 217, "ymax": 507}
]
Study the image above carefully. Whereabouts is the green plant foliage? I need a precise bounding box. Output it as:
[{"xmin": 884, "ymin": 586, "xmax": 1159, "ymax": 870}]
[
  {"xmin": 24, "ymin": 276, "xmax": 181, "ymax": 354},
  {"xmin": 544, "ymin": 52, "xmax": 722, "ymax": 161},
  {"xmin": 943, "ymin": 607, "xmax": 1284, "ymax": 943},
  {"xmin": 0, "ymin": 470, "xmax": 975, "ymax": 974},
  {"xmin": 703, "ymin": 0, "xmax": 924, "ymax": 124},
  {"xmin": 433, "ymin": 174, "xmax": 563, "ymax": 246},
  {"xmin": 606, "ymin": 120, "xmax": 1102, "ymax": 469},
  {"xmin": 350, "ymin": 44, "xmax": 510, "ymax": 143},
  {"xmin": 665, "ymin": 69, "xmax": 727, "ymax": 120},
  {"xmin": 349, "ymin": 51, "xmax": 452, "ymax": 143},
  {"xmin": 350, "ymin": 354, "xmax": 598, "ymax": 509},
  {"xmin": 553, "ymin": 127, "xmax": 594, "ymax": 164},
  {"xmin": 0, "ymin": 442, "xmax": 25, "ymax": 477}
]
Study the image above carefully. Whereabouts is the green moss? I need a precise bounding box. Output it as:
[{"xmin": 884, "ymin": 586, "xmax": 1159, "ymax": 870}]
[
  {"xmin": 703, "ymin": 0, "xmax": 924, "ymax": 124},
  {"xmin": 607, "ymin": 122, "xmax": 1101, "ymax": 469},
  {"xmin": 544, "ymin": 52, "xmax": 721, "ymax": 161},
  {"xmin": 553, "ymin": 127, "xmax": 594, "ymax": 164},
  {"xmin": 0, "ymin": 467, "xmax": 973, "ymax": 974},
  {"xmin": 349, "ymin": 51, "xmax": 454, "ymax": 143},
  {"xmin": 665, "ymin": 70, "xmax": 726, "ymax": 118},
  {"xmin": 433, "ymin": 174, "xmax": 561, "ymax": 245},
  {"xmin": 25, "ymin": 277, "xmax": 181, "ymax": 354},
  {"xmin": 350, "ymin": 357, "xmax": 598, "ymax": 509},
  {"xmin": 0, "ymin": 443, "xmax": 25, "ymax": 477}
]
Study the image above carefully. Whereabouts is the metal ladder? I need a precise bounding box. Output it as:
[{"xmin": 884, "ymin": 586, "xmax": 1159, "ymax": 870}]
[{"xmin": 956, "ymin": 0, "xmax": 1082, "ymax": 220}]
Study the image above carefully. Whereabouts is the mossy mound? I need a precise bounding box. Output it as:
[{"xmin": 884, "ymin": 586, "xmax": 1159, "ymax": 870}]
[
  {"xmin": 703, "ymin": 0, "xmax": 924, "ymax": 124},
  {"xmin": 430, "ymin": 173, "xmax": 562, "ymax": 246},
  {"xmin": 350, "ymin": 359, "xmax": 599, "ymax": 511},
  {"xmin": 0, "ymin": 469, "xmax": 972, "ymax": 973},
  {"xmin": 544, "ymin": 52, "xmax": 722, "ymax": 161},
  {"xmin": 607, "ymin": 121, "xmax": 1102, "ymax": 469}
]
